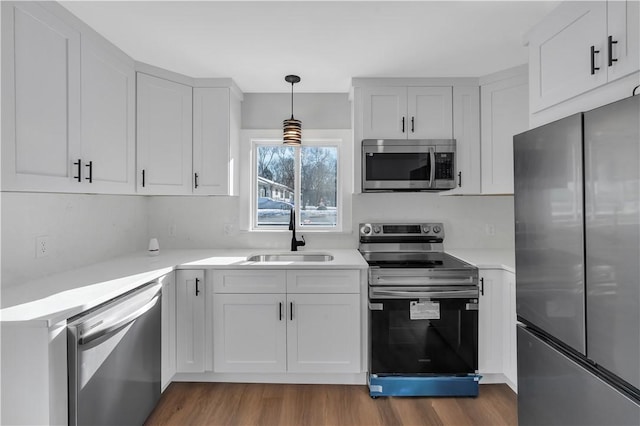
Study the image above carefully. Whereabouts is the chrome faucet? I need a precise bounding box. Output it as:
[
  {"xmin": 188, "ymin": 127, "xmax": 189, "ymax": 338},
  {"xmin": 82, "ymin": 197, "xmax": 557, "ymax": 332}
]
[{"xmin": 289, "ymin": 209, "xmax": 305, "ymax": 251}]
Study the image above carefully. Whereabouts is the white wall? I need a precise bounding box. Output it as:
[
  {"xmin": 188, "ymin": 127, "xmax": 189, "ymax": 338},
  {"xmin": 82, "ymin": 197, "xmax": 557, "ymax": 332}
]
[
  {"xmin": 1, "ymin": 193, "xmax": 148, "ymax": 288},
  {"xmin": 147, "ymin": 193, "xmax": 514, "ymax": 251},
  {"xmin": 242, "ymin": 93, "xmax": 351, "ymax": 129}
]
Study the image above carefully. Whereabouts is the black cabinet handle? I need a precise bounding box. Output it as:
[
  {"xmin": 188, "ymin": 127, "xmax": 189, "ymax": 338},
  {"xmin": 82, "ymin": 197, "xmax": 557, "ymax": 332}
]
[
  {"xmin": 194, "ymin": 172, "xmax": 199, "ymax": 189},
  {"xmin": 195, "ymin": 278, "xmax": 200, "ymax": 296},
  {"xmin": 591, "ymin": 45, "xmax": 600, "ymax": 75},
  {"xmin": 458, "ymin": 171, "xmax": 462, "ymax": 188},
  {"xmin": 480, "ymin": 277, "xmax": 484, "ymax": 296},
  {"xmin": 142, "ymin": 169, "xmax": 146, "ymax": 188},
  {"xmin": 73, "ymin": 159, "xmax": 82, "ymax": 182},
  {"xmin": 290, "ymin": 302, "xmax": 293, "ymax": 321},
  {"xmin": 608, "ymin": 35, "xmax": 618, "ymax": 66},
  {"xmin": 411, "ymin": 116, "xmax": 415, "ymax": 133},
  {"xmin": 401, "ymin": 117, "xmax": 405, "ymax": 133},
  {"xmin": 85, "ymin": 161, "xmax": 93, "ymax": 183},
  {"xmin": 279, "ymin": 302, "xmax": 283, "ymax": 321}
]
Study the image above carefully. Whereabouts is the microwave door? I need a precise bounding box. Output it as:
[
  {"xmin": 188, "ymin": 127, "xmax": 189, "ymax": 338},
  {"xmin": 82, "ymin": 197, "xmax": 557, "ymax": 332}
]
[{"xmin": 363, "ymin": 145, "xmax": 432, "ymax": 191}]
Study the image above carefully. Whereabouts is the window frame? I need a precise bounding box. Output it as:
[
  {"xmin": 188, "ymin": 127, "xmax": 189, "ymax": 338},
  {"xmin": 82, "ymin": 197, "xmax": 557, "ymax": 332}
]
[{"xmin": 240, "ymin": 129, "xmax": 352, "ymax": 234}]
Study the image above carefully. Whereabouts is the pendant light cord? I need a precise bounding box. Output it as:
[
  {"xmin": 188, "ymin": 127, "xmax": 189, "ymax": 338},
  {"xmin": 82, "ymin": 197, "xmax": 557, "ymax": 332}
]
[{"xmin": 290, "ymin": 81, "xmax": 295, "ymax": 119}]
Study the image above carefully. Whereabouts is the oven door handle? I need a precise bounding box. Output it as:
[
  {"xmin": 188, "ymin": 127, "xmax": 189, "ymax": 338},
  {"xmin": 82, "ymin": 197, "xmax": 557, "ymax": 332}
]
[{"xmin": 370, "ymin": 288, "xmax": 478, "ymax": 299}]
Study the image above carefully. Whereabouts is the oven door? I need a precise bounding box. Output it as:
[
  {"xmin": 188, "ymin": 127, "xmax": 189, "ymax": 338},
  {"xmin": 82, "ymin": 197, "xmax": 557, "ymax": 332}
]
[{"xmin": 369, "ymin": 287, "xmax": 478, "ymax": 375}]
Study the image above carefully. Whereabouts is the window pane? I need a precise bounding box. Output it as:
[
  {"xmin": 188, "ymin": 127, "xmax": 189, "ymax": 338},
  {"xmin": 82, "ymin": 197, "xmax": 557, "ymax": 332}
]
[
  {"xmin": 256, "ymin": 145, "xmax": 295, "ymax": 227},
  {"xmin": 300, "ymin": 146, "xmax": 338, "ymax": 227}
]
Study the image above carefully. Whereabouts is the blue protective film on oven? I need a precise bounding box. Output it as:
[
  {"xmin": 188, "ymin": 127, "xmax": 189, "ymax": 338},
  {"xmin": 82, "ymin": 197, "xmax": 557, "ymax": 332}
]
[{"xmin": 368, "ymin": 374, "xmax": 481, "ymax": 397}]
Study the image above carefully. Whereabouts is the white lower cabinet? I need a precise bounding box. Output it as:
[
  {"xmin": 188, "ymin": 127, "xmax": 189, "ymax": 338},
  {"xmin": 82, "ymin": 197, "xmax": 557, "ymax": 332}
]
[
  {"xmin": 502, "ymin": 271, "xmax": 517, "ymax": 389},
  {"xmin": 478, "ymin": 268, "xmax": 518, "ymax": 391},
  {"xmin": 287, "ymin": 293, "xmax": 360, "ymax": 373},
  {"xmin": 478, "ymin": 269, "xmax": 504, "ymax": 376},
  {"xmin": 176, "ymin": 270, "xmax": 206, "ymax": 373},
  {"xmin": 212, "ymin": 269, "xmax": 361, "ymax": 374},
  {"xmin": 160, "ymin": 272, "xmax": 177, "ymax": 390},
  {"xmin": 213, "ymin": 293, "xmax": 287, "ymax": 372}
]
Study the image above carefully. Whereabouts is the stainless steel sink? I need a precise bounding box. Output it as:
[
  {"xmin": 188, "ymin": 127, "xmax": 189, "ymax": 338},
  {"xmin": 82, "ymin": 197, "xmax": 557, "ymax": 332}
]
[{"xmin": 246, "ymin": 253, "xmax": 334, "ymax": 262}]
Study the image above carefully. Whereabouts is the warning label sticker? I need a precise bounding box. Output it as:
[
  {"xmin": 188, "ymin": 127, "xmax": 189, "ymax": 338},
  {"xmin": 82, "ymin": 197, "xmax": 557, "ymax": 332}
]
[{"xmin": 409, "ymin": 301, "xmax": 440, "ymax": 320}]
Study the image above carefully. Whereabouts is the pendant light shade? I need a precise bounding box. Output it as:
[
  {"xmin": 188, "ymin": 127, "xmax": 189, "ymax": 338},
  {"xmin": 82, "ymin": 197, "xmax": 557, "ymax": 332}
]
[{"xmin": 283, "ymin": 75, "xmax": 302, "ymax": 145}]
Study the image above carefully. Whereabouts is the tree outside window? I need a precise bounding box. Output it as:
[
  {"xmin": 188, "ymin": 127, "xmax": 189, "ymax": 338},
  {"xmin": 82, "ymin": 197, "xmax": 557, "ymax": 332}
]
[{"xmin": 255, "ymin": 144, "xmax": 338, "ymax": 228}]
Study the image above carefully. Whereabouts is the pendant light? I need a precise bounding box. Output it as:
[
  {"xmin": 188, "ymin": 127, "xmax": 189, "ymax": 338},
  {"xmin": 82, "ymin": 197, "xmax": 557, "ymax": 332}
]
[{"xmin": 283, "ymin": 75, "xmax": 302, "ymax": 146}]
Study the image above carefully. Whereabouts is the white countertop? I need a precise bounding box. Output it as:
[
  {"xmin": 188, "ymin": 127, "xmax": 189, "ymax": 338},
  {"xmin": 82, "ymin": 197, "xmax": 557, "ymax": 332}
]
[
  {"xmin": 447, "ymin": 248, "xmax": 515, "ymax": 273},
  {"xmin": 0, "ymin": 249, "xmax": 368, "ymax": 326}
]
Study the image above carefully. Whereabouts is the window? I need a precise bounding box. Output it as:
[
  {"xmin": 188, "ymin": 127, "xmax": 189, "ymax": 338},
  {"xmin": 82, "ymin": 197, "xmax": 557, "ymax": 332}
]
[
  {"xmin": 241, "ymin": 129, "xmax": 351, "ymax": 233},
  {"xmin": 255, "ymin": 143, "xmax": 338, "ymax": 229}
]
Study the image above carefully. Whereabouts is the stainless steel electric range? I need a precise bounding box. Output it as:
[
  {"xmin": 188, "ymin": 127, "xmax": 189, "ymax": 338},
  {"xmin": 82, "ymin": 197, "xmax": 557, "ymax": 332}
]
[{"xmin": 358, "ymin": 222, "xmax": 481, "ymax": 397}]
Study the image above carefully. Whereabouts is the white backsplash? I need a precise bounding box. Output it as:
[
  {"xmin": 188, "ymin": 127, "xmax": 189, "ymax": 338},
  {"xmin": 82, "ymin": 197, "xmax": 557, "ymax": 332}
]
[
  {"xmin": 147, "ymin": 193, "xmax": 515, "ymax": 251},
  {"xmin": 1, "ymin": 191, "xmax": 513, "ymax": 288},
  {"xmin": 1, "ymin": 193, "xmax": 148, "ymax": 288}
]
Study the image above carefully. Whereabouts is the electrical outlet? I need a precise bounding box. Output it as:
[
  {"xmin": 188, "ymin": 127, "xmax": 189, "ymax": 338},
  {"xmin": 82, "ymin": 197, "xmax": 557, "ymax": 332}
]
[
  {"xmin": 224, "ymin": 224, "xmax": 234, "ymax": 235},
  {"xmin": 169, "ymin": 224, "xmax": 177, "ymax": 237},
  {"xmin": 36, "ymin": 235, "xmax": 49, "ymax": 258},
  {"xmin": 485, "ymin": 224, "xmax": 495, "ymax": 236}
]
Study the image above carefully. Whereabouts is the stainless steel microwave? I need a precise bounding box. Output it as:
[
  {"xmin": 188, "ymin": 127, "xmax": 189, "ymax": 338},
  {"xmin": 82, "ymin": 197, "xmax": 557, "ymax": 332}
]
[{"xmin": 362, "ymin": 139, "xmax": 457, "ymax": 192}]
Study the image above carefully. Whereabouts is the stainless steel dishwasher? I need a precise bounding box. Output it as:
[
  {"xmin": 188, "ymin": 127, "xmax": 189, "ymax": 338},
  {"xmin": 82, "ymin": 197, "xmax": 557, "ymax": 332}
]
[{"xmin": 67, "ymin": 281, "xmax": 162, "ymax": 425}]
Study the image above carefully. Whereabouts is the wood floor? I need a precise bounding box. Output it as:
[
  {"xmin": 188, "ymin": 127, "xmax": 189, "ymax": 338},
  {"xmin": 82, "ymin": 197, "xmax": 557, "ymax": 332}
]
[{"xmin": 145, "ymin": 383, "xmax": 517, "ymax": 426}]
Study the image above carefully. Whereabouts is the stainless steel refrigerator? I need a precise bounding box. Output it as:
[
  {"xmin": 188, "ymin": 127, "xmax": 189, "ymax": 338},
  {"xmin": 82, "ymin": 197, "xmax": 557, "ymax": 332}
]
[{"xmin": 514, "ymin": 95, "xmax": 640, "ymax": 425}]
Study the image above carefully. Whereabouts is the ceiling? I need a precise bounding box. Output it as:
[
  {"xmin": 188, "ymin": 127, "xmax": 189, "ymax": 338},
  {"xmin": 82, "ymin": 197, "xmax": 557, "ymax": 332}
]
[{"xmin": 60, "ymin": 1, "xmax": 559, "ymax": 93}]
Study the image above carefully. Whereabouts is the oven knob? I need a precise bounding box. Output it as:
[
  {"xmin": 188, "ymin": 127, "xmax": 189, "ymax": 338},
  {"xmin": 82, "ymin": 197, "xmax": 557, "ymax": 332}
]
[
  {"xmin": 422, "ymin": 225, "xmax": 431, "ymax": 233},
  {"xmin": 433, "ymin": 225, "xmax": 442, "ymax": 234},
  {"xmin": 361, "ymin": 225, "xmax": 371, "ymax": 235},
  {"xmin": 373, "ymin": 226, "xmax": 381, "ymax": 234}
]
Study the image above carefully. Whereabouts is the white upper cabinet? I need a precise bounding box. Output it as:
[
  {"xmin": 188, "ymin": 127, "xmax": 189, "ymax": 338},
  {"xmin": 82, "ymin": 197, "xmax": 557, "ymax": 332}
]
[
  {"xmin": 362, "ymin": 86, "xmax": 407, "ymax": 139},
  {"xmin": 193, "ymin": 87, "xmax": 240, "ymax": 196},
  {"xmin": 1, "ymin": 2, "xmax": 81, "ymax": 191},
  {"xmin": 448, "ymin": 86, "xmax": 481, "ymax": 194},
  {"xmin": 407, "ymin": 87, "xmax": 454, "ymax": 139},
  {"xmin": 480, "ymin": 69, "xmax": 528, "ymax": 195},
  {"xmin": 80, "ymin": 37, "xmax": 136, "ymax": 193},
  {"xmin": 528, "ymin": 0, "xmax": 639, "ymax": 113},
  {"xmin": 136, "ymin": 73, "xmax": 193, "ymax": 195},
  {"xmin": 361, "ymin": 86, "xmax": 453, "ymax": 140}
]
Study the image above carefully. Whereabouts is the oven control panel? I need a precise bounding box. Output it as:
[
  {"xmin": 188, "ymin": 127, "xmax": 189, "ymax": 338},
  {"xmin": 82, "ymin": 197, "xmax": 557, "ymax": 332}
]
[{"xmin": 359, "ymin": 222, "xmax": 444, "ymax": 238}]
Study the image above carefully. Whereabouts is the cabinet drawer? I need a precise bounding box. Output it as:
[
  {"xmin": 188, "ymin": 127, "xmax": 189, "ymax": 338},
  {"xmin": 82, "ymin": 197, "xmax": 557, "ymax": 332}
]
[
  {"xmin": 213, "ymin": 270, "xmax": 286, "ymax": 293},
  {"xmin": 286, "ymin": 270, "xmax": 360, "ymax": 294}
]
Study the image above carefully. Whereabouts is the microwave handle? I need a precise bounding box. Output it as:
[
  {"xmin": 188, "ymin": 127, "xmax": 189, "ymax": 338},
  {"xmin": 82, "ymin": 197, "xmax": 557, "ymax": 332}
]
[{"xmin": 429, "ymin": 148, "xmax": 436, "ymax": 188}]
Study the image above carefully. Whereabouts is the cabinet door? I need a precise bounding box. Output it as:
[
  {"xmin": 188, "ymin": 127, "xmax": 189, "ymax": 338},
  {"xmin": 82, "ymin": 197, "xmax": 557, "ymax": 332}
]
[
  {"xmin": 528, "ymin": 1, "xmax": 607, "ymax": 112},
  {"xmin": 407, "ymin": 87, "xmax": 453, "ymax": 139},
  {"xmin": 213, "ymin": 293, "xmax": 286, "ymax": 373},
  {"xmin": 478, "ymin": 269, "xmax": 504, "ymax": 375},
  {"xmin": 176, "ymin": 270, "xmax": 205, "ymax": 373},
  {"xmin": 607, "ymin": 0, "xmax": 640, "ymax": 81},
  {"xmin": 1, "ymin": 2, "xmax": 81, "ymax": 192},
  {"xmin": 193, "ymin": 87, "xmax": 230, "ymax": 195},
  {"xmin": 160, "ymin": 272, "xmax": 176, "ymax": 390},
  {"xmin": 136, "ymin": 73, "xmax": 193, "ymax": 195},
  {"xmin": 448, "ymin": 86, "xmax": 481, "ymax": 194},
  {"xmin": 502, "ymin": 271, "xmax": 517, "ymax": 390},
  {"xmin": 362, "ymin": 86, "xmax": 408, "ymax": 139},
  {"xmin": 80, "ymin": 38, "xmax": 135, "ymax": 193},
  {"xmin": 480, "ymin": 73, "xmax": 528, "ymax": 194},
  {"xmin": 287, "ymin": 293, "xmax": 360, "ymax": 373}
]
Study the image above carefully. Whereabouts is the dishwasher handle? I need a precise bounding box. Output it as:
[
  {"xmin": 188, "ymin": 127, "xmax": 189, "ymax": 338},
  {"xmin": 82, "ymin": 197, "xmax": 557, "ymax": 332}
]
[{"xmin": 78, "ymin": 292, "xmax": 161, "ymax": 346}]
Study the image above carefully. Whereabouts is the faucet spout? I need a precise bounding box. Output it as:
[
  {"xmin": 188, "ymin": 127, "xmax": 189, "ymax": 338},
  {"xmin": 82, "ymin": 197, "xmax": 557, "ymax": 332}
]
[{"xmin": 289, "ymin": 209, "xmax": 305, "ymax": 251}]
